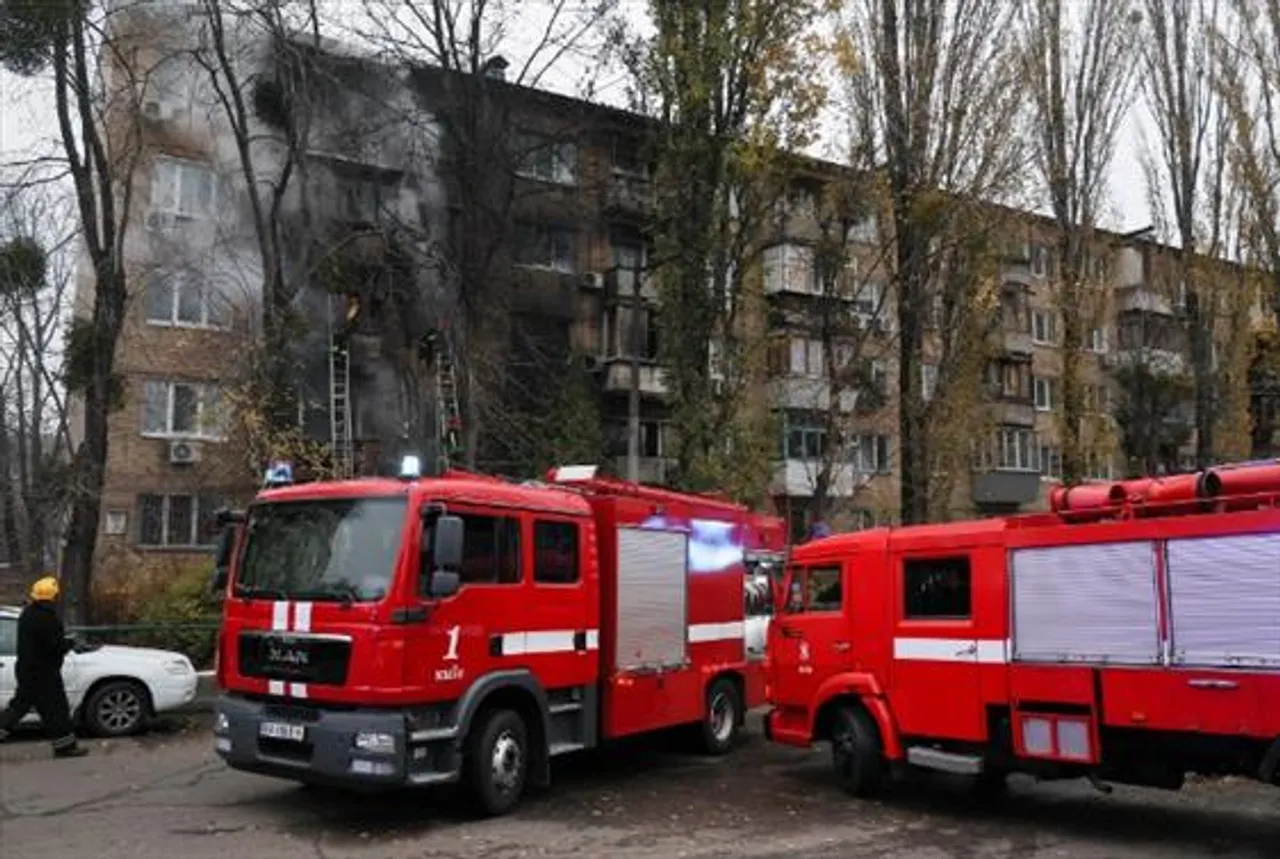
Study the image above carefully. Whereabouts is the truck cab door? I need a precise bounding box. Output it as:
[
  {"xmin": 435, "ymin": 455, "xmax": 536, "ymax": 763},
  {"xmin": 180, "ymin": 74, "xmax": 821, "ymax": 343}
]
[
  {"xmin": 0, "ymin": 615, "xmax": 16, "ymax": 709},
  {"xmin": 769, "ymin": 564, "xmax": 849, "ymax": 720}
]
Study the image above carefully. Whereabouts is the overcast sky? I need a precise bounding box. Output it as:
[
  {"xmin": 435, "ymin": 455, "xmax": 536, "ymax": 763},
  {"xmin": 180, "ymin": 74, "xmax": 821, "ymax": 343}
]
[{"xmin": 0, "ymin": 1, "xmax": 1157, "ymax": 236}]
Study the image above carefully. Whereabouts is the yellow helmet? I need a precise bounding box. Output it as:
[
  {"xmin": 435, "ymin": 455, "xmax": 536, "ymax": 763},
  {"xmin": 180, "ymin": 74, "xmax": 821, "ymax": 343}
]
[{"xmin": 29, "ymin": 576, "xmax": 60, "ymax": 602}]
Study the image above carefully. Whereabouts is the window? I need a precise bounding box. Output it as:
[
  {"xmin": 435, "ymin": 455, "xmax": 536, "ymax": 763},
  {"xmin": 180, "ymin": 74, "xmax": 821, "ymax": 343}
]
[
  {"xmin": 788, "ymin": 337, "xmax": 825, "ymax": 377},
  {"xmin": 334, "ymin": 172, "xmax": 389, "ymax": 223},
  {"xmin": 605, "ymin": 306, "xmax": 659, "ymax": 360},
  {"xmin": 904, "ymin": 556, "xmax": 972, "ymax": 619},
  {"xmin": 763, "ymin": 244, "xmax": 817, "ymax": 295},
  {"xmin": 921, "ymin": 363, "xmax": 939, "ymax": 402},
  {"xmin": 513, "ymin": 131, "xmax": 577, "ymax": 185},
  {"xmin": 513, "ymin": 221, "xmax": 575, "ymax": 272},
  {"xmin": 1089, "ymin": 327, "xmax": 1109, "ymax": 353},
  {"xmin": 141, "ymin": 380, "xmax": 224, "ymax": 439},
  {"xmin": 1030, "ymin": 244, "xmax": 1049, "ymax": 277},
  {"xmin": 806, "ymin": 566, "xmax": 842, "ymax": 612},
  {"xmin": 137, "ymin": 493, "xmax": 222, "ymax": 547},
  {"xmin": 533, "ymin": 520, "xmax": 579, "ymax": 584},
  {"xmin": 1033, "ymin": 376, "xmax": 1056, "ymax": 411},
  {"xmin": 1038, "ymin": 444, "xmax": 1062, "ymax": 479},
  {"xmin": 0, "ymin": 617, "xmax": 16, "ymax": 655},
  {"xmin": 1086, "ymin": 454, "xmax": 1115, "ymax": 481},
  {"xmin": 783, "ymin": 410, "xmax": 826, "ymax": 460},
  {"xmin": 869, "ymin": 360, "xmax": 888, "ymax": 396},
  {"xmin": 458, "ymin": 513, "xmax": 521, "ymax": 585},
  {"xmin": 151, "ymin": 158, "xmax": 215, "ymax": 220},
  {"xmin": 846, "ymin": 215, "xmax": 877, "ymax": 244},
  {"xmin": 146, "ymin": 56, "xmax": 189, "ymax": 112},
  {"xmin": 851, "ymin": 281, "xmax": 883, "ymax": 317},
  {"xmin": 1032, "ymin": 310, "xmax": 1056, "ymax": 344},
  {"xmin": 978, "ymin": 426, "xmax": 1041, "ymax": 472},
  {"xmin": 849, "ymin": 434, "xmax": 890, "ymax": 473},
  {"xmin": 992, "ymin": 360, "xmax": 1031, "ymax": 400},
  {"xmin": 612, "ymin": 136, "xmax": 649, "ymax": 178},
  {"xmin": 1083, "ymin": 383, "xmax": 1111, "ymax": 413},
  {"xmin": 784, "ymin": 566, "xmax": 842, "ymax": 613},
  {"xmin": 144, "ymin": 269, "xmax": 231, "ymax": 328}
]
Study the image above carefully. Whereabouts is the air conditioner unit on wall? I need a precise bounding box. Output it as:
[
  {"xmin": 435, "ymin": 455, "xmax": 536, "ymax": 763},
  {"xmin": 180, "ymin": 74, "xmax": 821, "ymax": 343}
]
[{"xmin": 168, "ymin": 440, "xmax": 203, "ymax": 465}]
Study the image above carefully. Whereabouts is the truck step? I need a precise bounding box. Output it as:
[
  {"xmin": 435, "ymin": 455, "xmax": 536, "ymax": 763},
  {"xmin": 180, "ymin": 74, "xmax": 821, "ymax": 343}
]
[
  {"xmin": 549, "ymin": 701, "xmax": 583, "ymax": 715},
  {"xmin": 549, "ymin": 742, "xmax": 587, "ymax": 757},
  {"xmin": 905, "ymin": 746, "xmax": 984, "ymax": 775},
  {"xmin": 409, "ymin": 727, "xmax": 458, "ymax": 743}
]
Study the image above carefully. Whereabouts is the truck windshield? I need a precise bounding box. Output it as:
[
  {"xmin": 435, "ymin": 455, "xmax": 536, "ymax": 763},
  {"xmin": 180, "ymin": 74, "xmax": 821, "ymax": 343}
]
[{"xmin": 233, "ymin": 497, "xmax": 407, "ymax": 602}]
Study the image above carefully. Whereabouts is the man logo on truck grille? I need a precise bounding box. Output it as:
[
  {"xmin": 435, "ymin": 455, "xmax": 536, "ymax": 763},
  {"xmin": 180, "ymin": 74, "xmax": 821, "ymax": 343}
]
[{"xmin": 266, "ymin": 642, "xmax": 310, "ymax": 666}]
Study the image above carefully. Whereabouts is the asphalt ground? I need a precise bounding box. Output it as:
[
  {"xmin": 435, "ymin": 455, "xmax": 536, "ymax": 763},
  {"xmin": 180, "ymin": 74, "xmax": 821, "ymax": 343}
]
[{"xmin": 1, "ymin": 711, "xmax": 1276, "ymax": 858}]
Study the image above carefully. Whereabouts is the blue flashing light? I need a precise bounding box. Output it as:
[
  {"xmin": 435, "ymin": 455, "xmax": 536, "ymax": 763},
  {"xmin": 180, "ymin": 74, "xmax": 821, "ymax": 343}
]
[
  {"xmin": 399, "ymin": 454, "xmax": 423, "ymax": 480},
  {"xmin": 264, "ymin": 460, "xmax": 294, "ymax": 487}
]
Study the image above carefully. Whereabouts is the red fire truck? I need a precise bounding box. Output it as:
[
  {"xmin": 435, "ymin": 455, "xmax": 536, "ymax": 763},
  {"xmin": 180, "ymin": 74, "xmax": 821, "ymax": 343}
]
[
  {"xmin": 209, "ymin": 460, "xmax": 786, "ymax": 815},
  {"xmin": 764, "ymin": 460, "xmax": 1280, "ymax": 799}
]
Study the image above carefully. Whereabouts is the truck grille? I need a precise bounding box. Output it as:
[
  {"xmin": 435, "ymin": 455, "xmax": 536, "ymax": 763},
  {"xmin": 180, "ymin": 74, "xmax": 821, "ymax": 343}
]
[{"xmin": 238, "ymin": 631, "xmax": 351, "ymax": 686}]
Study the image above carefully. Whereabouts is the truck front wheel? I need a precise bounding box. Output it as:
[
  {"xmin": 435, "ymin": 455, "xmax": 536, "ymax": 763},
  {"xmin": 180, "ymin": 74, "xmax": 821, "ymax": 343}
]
[
  {"xmin": 466, "ymin": 708, "xmax": 528, "ymax": 817},
  {"xmin": 830, "ymin": 704, "xmax": 885, "ymax": 798}
]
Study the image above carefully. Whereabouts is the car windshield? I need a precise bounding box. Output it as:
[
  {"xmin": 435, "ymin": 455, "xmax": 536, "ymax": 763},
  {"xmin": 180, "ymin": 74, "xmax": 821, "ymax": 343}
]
[{"xmin": 234, "ymin": 496, "xmax": 407, "ymax": 602}]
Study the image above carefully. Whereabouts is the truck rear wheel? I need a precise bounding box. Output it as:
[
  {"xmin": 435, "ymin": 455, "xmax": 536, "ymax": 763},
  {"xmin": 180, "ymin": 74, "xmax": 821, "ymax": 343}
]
[
  {"xmin": 830, "ymin": 704, "xmax": 885, "ymax": 798},
  {"xmin": 699, "ymin": 677, "xmax": 742, "ymax": 756},
  {"xmin": 466, "ymin": 708, "xmax": 528, "ymax": 817}
]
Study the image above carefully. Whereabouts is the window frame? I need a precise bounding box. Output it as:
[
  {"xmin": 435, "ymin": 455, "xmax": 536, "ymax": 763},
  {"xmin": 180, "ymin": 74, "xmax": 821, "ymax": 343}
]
[
  {"xmin": 136, "ymin": 492, "xmax": 222, "ymax": 549},
  {"xmin": 531, "ymin": 518, "xmax": 581, "ymax": 586},
  {"xmin": 782, "ymin": 564, "xmax": 844, "ymax": 615},
  {"xmin": 902, "ymin": 555, "xmax": 973, "ymax": 621},
  {"xmin": 143, "ymin": 269, "xmax": 231, "ymax": 330},
  {"xmin": 512, "ymin": 220, "xmax": 576, "ymax": 273},
  {"xmin": 453, "ymin": 510, "xmax": 523, "ymax": 587},
  {"xmin": 150, "ymin": 156, "xmax": 217, "ymax": 220},
  {"xmin": 140, "ymin": 379, "xmax": 225, "ymax": 440}
]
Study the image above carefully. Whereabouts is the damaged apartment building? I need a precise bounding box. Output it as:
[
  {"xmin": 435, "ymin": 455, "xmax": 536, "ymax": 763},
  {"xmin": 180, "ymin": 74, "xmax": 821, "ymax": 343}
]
[{"xmin": 72, "ymin": 3, "xmax": 1271, "ymax": 576}]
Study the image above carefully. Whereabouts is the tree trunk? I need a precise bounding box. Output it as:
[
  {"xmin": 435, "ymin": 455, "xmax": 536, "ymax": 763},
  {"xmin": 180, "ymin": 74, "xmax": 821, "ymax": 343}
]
[{"xmin": 0, "ymin": 395, "xmax": 23, "ymax": 570}]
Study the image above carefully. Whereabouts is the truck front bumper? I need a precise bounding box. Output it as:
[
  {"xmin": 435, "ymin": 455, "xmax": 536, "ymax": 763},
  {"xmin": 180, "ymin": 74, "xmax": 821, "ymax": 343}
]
[{"xmin": 213, "ymin": 693, "xmax": 460, "ymax": 790}]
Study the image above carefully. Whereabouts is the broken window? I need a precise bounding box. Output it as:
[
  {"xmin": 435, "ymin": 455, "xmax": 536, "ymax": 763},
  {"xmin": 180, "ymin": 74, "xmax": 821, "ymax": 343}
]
[
  {"xmin": 513, "ymin": 131, "xmax": 577, "ymax": 185},
  {"xmin": 513, "ymin": 221, "xmax": 575, "ymax": 272}
]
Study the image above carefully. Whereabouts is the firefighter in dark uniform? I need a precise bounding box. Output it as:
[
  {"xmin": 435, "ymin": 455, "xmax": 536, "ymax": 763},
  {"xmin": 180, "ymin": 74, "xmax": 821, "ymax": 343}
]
[{"xmin": 0, "ymin": 576, "xmax": 88, "ymax": 757}]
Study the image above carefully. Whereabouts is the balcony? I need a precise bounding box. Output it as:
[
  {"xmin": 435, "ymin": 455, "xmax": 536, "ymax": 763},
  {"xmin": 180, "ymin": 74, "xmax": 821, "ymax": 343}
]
[
  {"xmin": 1115, "ymin": 282, "xmax": 1176, "ymax": 316},
  {"xmin": 994, "ymin": 401, "xmax": 1037, "ymax": 427},
  {"xmin": 970, "ymin": 470, "xmax": 1042, "ymax": 508},
  {"xmin": 1104, "ymin": 348, "xmax": 1187, "ymax": 375},
  {"xmin": 604, "ymin": 173, "xmax": 654, "ymax": 215},
  {"xmin": 601, "ymin": 359, "xmax": 668, "ymax": 397},
  {"xmin": 604, "ymin": 267, "xmax": 658, "ymax": 304},
  {"xmin": 770, "ymin": 459, "xmax": 881, "ymax": 498},
  {"xmin": 1003, "ymin": 329, "xmax": 1035, "ymax": 357},
  {"xmin": 769, "ymin": 376, "xmax": 861, "ymax": 412}
]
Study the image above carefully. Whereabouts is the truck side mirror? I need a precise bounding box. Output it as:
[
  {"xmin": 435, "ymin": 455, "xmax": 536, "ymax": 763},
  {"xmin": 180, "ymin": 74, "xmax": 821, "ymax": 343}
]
[
  {"xmin": 425, "ymin": 513, "xmax": 463, "ymax": 598},
  {"xmin": 433, "ymin": 514, "xmax": 464, "ymax": 569}
]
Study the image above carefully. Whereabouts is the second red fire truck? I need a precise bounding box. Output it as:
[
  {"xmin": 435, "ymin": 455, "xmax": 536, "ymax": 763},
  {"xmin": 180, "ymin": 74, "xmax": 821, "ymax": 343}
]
[
  {"xmin": 209, "ymin": 460, "xmax": 785, "ymax": 815},
  {"xmin": 765, "ymin": 460, "xmax": 1280, "ymax": 799}
]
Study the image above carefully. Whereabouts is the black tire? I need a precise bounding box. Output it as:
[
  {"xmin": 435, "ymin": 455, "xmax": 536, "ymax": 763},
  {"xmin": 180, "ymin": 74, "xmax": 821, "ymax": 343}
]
[
  {"xmin": 829, "ymin": 704, "xmax": 885, "ymax": 798},
  {"xmin": 699, "ymin": 677, "xmax": 742, "ymax": 756},
  {"xmin": 83, "ymin": 679, "xmax": 150, "ymax": 738},
  {"xmin": 465, "ymin": 708, "xmax": 529, "ymax": 817}
]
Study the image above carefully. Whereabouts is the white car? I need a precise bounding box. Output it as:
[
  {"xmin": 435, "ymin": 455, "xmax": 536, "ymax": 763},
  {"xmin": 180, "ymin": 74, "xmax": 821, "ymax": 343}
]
[{"xmin": 0, "ymin": 605, "xmax": 200, "ymax": 737}]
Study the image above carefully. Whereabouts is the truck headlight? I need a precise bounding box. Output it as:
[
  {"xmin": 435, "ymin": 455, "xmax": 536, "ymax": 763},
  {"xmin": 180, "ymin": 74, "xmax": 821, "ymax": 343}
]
[
  {"xmin": 214, "ymin": 712, "xmax": 230, "ymax": 734},
  {"xmin": 353, "ymin": 731, "xmax": 396, "ymax": 754}
]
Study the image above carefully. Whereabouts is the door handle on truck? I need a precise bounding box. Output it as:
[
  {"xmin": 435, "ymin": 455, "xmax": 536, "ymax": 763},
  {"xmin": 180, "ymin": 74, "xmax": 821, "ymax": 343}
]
[
  {"xmin": 832, "ymin": 642, "xmax": 851, "ymax": 653},
  {"xmin": 1187, "ymin": 678, "xmax": 1239, "ymax": 690},
  {"xmin": 779, "ymin": 626, "xmax": 803, "ymax": 639}
]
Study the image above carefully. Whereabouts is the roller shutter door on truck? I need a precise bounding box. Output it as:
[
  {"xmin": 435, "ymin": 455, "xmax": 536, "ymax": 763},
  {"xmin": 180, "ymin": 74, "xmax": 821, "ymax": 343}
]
[
  {"xmin": 615, "ymin": 528, "xmax": 690, "ymax": 671},
  {"xmin": 1010, "ymin": 540, "xmax": 1161, "ymax": 665}
]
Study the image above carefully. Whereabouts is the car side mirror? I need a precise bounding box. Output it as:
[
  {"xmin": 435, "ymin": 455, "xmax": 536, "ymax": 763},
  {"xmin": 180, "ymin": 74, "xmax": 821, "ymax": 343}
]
[{"xmin": 210, "ymin": 524, "xmax": 238, "ymax": 596}]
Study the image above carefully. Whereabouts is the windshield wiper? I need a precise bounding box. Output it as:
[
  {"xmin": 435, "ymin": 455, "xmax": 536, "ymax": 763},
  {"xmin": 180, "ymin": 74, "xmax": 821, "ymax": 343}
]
[
  {"xmin": 292, "ymin": 582, "xmax": 364, "ymax": 606},
  {"xmin": 234, "ymin": 585, "xmax": 288, "ymax": 600}
]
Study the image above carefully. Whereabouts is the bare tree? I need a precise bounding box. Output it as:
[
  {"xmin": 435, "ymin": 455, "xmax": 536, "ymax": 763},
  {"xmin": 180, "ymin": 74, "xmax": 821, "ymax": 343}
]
[
  {"xmin": 0, "ymin": 1, "xmax": 153, "ymax": 621},
  {"xmin": 0, "ymin": 190, "xmax": 76, "ymax": 576},
  {"xmin": 839, "ymin": 0, "xmax": 1027, "ymax": 523},
  {"xmin": 1139, "ymin": 0, "xmax": 1233, "ymax": 468},
  {"xmin": 1017, "ymin": 0, "xmax": 1139, "ymax": 482}
]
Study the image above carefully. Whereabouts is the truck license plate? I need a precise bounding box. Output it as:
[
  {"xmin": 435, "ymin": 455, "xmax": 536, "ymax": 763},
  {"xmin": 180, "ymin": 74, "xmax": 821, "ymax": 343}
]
[{"xmin": 259, "ymin": 721, "xmax": 306, "ymax": 742}]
